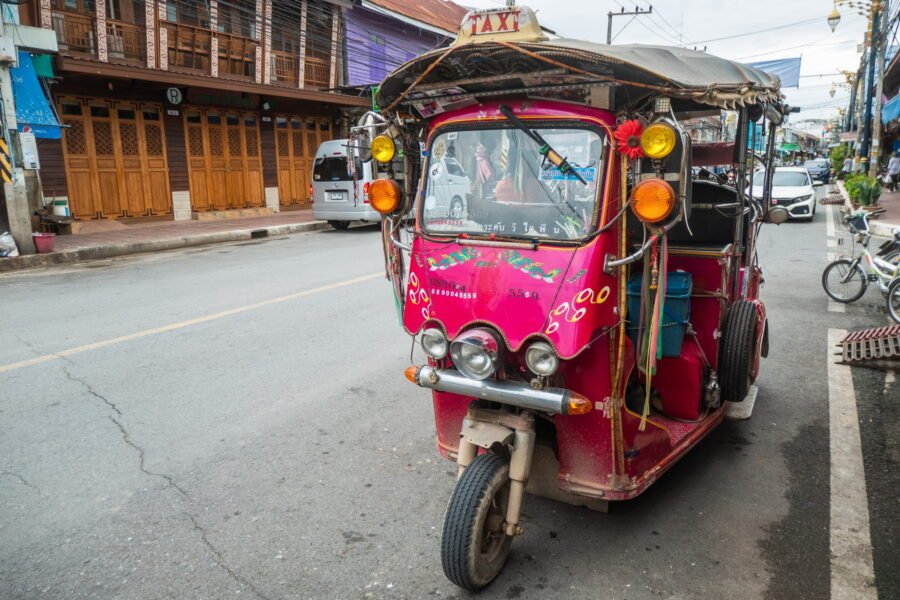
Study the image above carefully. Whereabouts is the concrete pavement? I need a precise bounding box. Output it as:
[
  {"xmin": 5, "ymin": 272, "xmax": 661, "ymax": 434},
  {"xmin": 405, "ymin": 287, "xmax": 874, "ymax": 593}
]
[
  {"xmin": 0, "ymin": 211, "xmax": 328, "ymax": 273},
  {"xmin": 0, "ymin": 202, "xmax": 896, "ymax": 599}
]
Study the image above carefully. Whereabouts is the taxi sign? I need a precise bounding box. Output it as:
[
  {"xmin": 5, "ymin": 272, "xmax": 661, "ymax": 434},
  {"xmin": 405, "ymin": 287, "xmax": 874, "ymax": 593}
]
[{"xmin": 454, "ymin": 6, "xmax": 547, "ymax": 46}]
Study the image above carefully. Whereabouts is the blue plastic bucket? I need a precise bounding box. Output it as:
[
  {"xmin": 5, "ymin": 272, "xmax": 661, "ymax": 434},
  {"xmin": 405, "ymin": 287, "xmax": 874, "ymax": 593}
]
[{"xmin": 626, "ymin": 271, "xmax": 692, "ymax": 357}]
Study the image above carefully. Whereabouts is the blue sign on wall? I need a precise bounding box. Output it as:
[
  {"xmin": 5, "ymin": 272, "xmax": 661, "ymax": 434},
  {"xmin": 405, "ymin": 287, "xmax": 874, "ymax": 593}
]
[{"xmin": 10, "ymin": 50, "xmax": 61, "ymax": 139}]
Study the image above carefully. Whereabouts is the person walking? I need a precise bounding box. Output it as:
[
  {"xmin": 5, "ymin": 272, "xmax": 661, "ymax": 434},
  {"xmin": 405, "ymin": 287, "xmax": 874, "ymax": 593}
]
[{"xmin": 887, "ymin": 151, "xmax": 900, "ymax": 192}]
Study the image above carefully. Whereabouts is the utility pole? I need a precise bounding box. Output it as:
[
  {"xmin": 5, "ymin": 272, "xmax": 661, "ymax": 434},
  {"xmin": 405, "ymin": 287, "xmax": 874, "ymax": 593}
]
[
  {"xmin": 0, "ymin": 7, "xmax": 35, "ymax": 254},
  {"xmin": 858, "ymin": 2, "xmax": 880, "ymax": 173},
  {"xmin": 869, "ymin": 0, "xmax": 889, "ymax": 176},
  {"xmin": 607, "ymin": 5, "xmax": 653, "ymax": 45}
]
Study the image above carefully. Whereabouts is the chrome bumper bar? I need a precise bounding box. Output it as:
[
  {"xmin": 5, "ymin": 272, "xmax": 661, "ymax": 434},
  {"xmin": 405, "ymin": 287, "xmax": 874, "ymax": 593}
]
[{"xmin": 412, "ymin": 366, "xmax": 575, "ymax": 415}]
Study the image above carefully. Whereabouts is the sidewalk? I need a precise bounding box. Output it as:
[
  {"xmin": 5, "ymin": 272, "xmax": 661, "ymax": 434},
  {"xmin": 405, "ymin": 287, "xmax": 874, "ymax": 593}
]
[
  {"xmin": 873, "ymin": 189, "xmax": 900, "ymax": 236},
  {"xmin": 836, "ymin": 181, "xmax": 899, "ymax": 237},
  {"xmin": 0, "ymin": 210, "xmax": 328, "ymax": 273}
]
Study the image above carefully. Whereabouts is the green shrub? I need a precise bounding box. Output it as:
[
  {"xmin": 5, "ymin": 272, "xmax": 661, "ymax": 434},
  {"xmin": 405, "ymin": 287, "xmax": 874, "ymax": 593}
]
[
  {"xmin": 830, "ymin": 146, "xmax": 847, "ymax": 175},
  {"xmin": 844, "ymin": 174, "xmax": 881, "ymax": 206}
]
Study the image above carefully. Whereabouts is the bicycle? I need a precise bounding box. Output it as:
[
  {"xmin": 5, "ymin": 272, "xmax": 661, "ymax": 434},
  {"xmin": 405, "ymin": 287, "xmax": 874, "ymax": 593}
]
[
  {"xmin": 822, "ymin": 208, "xmax": 900, "ymax": 303},
  {"xmin": 888, "ymin": 276, "xmax": 900, "ymax": 323}
]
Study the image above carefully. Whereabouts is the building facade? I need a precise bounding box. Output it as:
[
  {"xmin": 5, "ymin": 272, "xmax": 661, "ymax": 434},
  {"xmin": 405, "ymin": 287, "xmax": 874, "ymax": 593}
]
[
  {"xmin": 343, "ymin": 0, "xmax": 466, "ymax": 88},
  {"xmin": 22, "ymin": 0, "xmax": 369, "ymax": 221}
]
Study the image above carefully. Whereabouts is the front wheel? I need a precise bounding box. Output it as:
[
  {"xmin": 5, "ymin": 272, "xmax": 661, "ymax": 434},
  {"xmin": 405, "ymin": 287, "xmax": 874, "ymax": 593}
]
[
  {"xmin": 887, "ymin": 277, "xmax": 900, "ymax": 323},
  {"xmin": 441, "ymin": 453, "xmax": 512, "ymax": 592},
  {"xmin": 822, "ymin": 259, "xmax": 867, "ymax": 303}
]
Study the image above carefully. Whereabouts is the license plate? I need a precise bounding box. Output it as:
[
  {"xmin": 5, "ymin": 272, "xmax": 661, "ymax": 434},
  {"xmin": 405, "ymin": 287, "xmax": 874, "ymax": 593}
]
[{"xmin": 330, "ymin": 192, "xmax": 344, "ymax": 201}]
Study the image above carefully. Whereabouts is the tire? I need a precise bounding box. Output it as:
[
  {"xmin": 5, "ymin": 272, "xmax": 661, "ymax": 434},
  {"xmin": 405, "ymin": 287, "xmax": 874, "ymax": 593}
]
[
  {"xmin": 449, "ymin": 197, "xmax": 464, "ymax": 220},
  {"xmin": 719, "ymin": 301, "xmax": 759, "ymax": 403},
  {"xmin": 888, "ymin": 277, "xmax": 900, "ymax": 324},
  {"xmin": 822, "ymin": 259, "xmax": 867, "ymax": 303},
  {"xmin": 328, "ymin": 220, "xmax": 350, "ymax": 230},
  {"xmin": 441, "ymin": 453, "xmax": 512, "ymax": 592}
]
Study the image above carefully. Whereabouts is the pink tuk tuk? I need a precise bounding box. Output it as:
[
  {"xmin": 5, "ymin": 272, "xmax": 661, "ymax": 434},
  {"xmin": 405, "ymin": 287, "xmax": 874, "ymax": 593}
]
[{"xmin": 360, "ymin": 5, "xmax": 787, "ymax": 591}]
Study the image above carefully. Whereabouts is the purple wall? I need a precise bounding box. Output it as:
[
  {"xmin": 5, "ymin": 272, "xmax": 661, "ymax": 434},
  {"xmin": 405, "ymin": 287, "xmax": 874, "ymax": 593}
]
[{"xmin": 344, "ymin": 6, "xmax": 451, "ymax": 87}]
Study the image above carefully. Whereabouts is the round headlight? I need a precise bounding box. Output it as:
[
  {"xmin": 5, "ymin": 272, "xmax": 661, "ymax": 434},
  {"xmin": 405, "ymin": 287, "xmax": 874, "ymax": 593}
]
[
  {"xmin": 371, "ymin": 134, "xmax": 396, "ymax": 163},
  {"xmin": 525, "ymin": 341, "xmax": 559, "ymax": 376},
  {"xmin": 421, "ymin": 327, "xmax": 448, "ymax": 359},
  {"xmin": 450, "ymin": 328, "xmax": 501, "ymax": 381}
]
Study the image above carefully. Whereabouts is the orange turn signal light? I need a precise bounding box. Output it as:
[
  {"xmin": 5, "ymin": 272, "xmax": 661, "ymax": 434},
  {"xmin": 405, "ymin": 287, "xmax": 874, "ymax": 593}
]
[
  {"xmin": 631, "ymin": 178, "xmax": 676, "ymax": 223},
  {"xmin": 369, "ymin": 178, "xmax": 402, "ymax": 215},
  {"xmin": 404, "ymin": 365, "xmax": 419, "ymax": 384},
  {"xmin": 566, "ymin": 391, "xmax": 593, "ymax": 415}
]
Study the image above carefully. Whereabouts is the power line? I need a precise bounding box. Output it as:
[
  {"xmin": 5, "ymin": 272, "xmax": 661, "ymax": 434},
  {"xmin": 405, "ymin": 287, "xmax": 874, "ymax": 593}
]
[{"xmin": 690, "ymin": 16, "xmax": 826, "ymax": 45}]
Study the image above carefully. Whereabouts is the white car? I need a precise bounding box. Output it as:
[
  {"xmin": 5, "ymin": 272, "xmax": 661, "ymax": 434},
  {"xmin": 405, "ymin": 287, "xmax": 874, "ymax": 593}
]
[
  {"xmin": 425, "ymin": 157, "xmax": 471, "ymax": 220},
  {"xmin": 751, "ymin": 167, "xmax": 822, "ymax": 221}
]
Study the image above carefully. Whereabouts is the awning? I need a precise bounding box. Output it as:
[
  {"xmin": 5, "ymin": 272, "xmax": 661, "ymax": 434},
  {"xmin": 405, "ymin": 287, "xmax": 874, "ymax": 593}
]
[
  {"xmin": 882, "ymin": 94, "xmax": 900, "ymax": 125},
  {"xmin": 10, "ymin": 50, "xmax": 61, "ymax": 139}
]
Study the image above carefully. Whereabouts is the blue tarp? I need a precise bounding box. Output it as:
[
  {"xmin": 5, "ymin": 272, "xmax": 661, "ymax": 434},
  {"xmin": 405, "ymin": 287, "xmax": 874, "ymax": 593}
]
[
  {"xmin": 747, "ymin": 57, "xmax": 802, "ymax": 89},
  {"xmin": 882, "ymin": 94, "xmax": 900, "ymax": 125},
  {"xmin": 10, "ymin": 50, "xmax": 60, "ymax": 139}
]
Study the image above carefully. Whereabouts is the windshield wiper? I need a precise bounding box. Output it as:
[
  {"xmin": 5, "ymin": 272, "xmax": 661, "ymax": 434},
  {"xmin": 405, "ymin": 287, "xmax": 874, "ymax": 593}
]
[{"xmin": 499, "ymin": 105, "xmax": 588, "ymax": 185}]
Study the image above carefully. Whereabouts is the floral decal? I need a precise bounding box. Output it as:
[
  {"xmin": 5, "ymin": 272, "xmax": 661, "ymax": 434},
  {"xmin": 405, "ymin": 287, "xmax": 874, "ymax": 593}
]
[{"xmin": 614, "ymin": 119, "xmax": 645, "ymax": 160}]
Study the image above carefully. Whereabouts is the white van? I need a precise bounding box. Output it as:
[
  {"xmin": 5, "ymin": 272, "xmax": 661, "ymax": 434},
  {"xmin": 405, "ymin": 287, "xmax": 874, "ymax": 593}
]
[{"xmin": 311, "ymin": 139, "xmax": 381, "ymax": 229}]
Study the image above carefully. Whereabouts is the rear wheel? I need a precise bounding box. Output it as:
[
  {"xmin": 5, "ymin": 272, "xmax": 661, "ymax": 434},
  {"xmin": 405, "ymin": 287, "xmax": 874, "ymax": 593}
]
[
  {"xmin": 719, "ymin": 301, "xmax": 759, "ymax": 403},
  {"xmin": 441, "ymin": 453, "xmax": 512, "ymax": 592},
  {"xmin": 822, "ymin": 259, "xmax": 867, "ymax": 303},
  {"xmin": 328, "ymin": 220, "xmax": 350, "ymax": 230},
  {"xmin": 888, "ymin": 277, "xmax": 900, "ymax": 323}
]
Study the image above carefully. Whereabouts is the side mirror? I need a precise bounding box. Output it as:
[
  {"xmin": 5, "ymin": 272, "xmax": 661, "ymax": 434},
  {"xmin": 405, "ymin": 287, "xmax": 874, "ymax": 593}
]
[
  {"xmin": 813, "ymin": 181, "xmax": 824, "ymax": 187},
  {"xmin": 766, "ymin": 206, "xmax": 790, "ymax": 225}
]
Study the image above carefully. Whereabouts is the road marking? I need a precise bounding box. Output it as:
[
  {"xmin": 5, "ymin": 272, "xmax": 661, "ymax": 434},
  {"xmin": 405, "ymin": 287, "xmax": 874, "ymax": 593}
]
[
  {"xmin": 0, "ymin": 272, "xmax": 382, "ymax": 374},
  {"xmin": 826, "ymin": 204, "xmax": 837, "ymax": 239},
  {"xmin": 826, "ymin": 329, "xmax": 877, "ymax": 599},
  {"xmin": 827, "ymin": 205, "xmax": 847, "ymax": 313}
]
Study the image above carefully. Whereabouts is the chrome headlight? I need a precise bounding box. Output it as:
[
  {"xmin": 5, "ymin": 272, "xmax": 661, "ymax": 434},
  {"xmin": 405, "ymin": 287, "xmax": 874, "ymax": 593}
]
[
  {"xmin": 794, "ymin": 194, "xmax": 813, "ymax": 202},
  {"xmin": 525, "ymin": 341, "xmax": 559, "ymax": 376},
  {"xmin": 450, "ymin": 328, "xmax": 502, "ymax": 381},
  {"xmin": 421, "ymin": 327, "xmax": 448, "ymax": 359}
]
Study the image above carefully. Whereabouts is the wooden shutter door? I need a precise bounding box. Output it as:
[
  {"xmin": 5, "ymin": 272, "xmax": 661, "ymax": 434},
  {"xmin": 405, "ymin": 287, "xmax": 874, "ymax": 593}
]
[
  {"xmin": 243, "ymin": 114, "xmax": 264, "ymax": 207},
  {"xmin": 140, "ymin": 105, "xmax": 171, "ymax": 215},
  {"xmin": 206, "ymin": 111, "xmax": 228, "ymax": 210},
  {"xmin": 89, "ymin": 102, "xmax": 124, "ymax": 218},
  {"xmin": 185, "ymin": 109, "xmax": 210, "ymax": 211},
  {"xmin": 59, "ymin": 98, "xmax": 97, "ymax": 219}
]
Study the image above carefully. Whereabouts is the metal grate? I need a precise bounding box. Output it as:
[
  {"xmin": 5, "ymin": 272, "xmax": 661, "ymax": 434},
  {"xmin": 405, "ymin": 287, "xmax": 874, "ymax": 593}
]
[
  {"xmin": 820, "ymin": 196, "xmax": 844, "ymax": 205},
  {"xmin": 838, "ymin": 325, "xmax": 900, "ymax": 363}
]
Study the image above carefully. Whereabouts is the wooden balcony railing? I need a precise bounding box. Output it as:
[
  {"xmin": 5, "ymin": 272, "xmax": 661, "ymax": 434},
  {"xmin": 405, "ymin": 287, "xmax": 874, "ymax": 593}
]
[
  {"xmin": 304, "ymin": 57, "xmax": 330, "ymax": 89},
  {"xmin": 52, "ymin": 10, "xmax": 96, "ymax": 57},
  {"xmin": 217, "ymin": 32, "xmax": 258, "ymax": 80},
  {"xmin": 163, "ymin": 21, "xmax": 212, "ymax": 74},
  {"xmin": 270, "ymin": 50, "xmax": 298, "ymax": 87},
  {"xmin": 106, "ymin": 20, "xmax": 146, "ymax": 64}
]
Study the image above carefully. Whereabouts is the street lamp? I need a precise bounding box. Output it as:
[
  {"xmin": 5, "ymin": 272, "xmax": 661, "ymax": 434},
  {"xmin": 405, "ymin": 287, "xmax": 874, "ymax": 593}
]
[
  {"xmin": 828, "ymin": 0, "xmax": 876, "ymax": 32},
  {"xmin": 828, "ymin": 7, "xmax": 841, "ymax": 32}
]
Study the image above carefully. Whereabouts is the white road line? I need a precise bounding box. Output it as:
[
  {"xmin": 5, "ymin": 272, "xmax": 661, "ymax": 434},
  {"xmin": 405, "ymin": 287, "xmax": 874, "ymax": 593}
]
[
  {"xmin": 826, "ymin": 203, "xmax": 837, "ymax": 238},
  {"xmin": 0, "ymin": 272, "xmax": 382, "ymax": 374},
  {"xmin": 827, "ymin": 205, "xmax": 846, "ymax": 313},
  {"xmin": 827, "ymin": 329, "xmax": 877, "ymax": 599}
]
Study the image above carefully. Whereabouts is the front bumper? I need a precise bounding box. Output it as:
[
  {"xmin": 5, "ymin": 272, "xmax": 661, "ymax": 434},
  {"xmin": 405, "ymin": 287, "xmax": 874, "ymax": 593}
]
[
  {"xmin": 410, "ymin": 366, "xmax": 587, "ymax": 415},
  {"xmin": 774, "ymin": 198, "xmax": 814, "ymax": 218}
]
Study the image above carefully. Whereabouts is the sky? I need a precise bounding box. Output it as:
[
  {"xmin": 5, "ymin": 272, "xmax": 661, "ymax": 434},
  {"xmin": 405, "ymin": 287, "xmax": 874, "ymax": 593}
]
[{"xmin": 457, "ymin": 0, "xmax": 873, "ymax": 129}]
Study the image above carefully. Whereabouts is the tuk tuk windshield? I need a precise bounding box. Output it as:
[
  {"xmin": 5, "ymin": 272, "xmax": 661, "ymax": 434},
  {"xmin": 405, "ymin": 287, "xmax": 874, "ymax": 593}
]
[{"xmin": 422, "ymin": 126, "xmax": 604, "ymax": 241}]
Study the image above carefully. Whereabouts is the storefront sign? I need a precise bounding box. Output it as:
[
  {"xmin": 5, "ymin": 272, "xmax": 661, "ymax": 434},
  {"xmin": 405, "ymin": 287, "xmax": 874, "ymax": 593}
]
[
  {"xmin": 19, "ymin": 130, "xmax": 39, "ymax": 169},
  {"xmin": 167, "ymin": 109, "xmax": 179, "ymax": 116},
  {"xmin": 166, "ymin": 87, "xmax": 183, "ymax": 105}
]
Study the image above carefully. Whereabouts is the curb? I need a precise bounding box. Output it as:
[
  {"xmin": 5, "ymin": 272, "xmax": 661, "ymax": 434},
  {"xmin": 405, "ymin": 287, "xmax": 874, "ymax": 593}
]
[
  {"xmin": 833, "ymin": 181, "xmax": 898, "ymax": 238},
  {"xmin": 0, "ymin": 220, "xmax": 329, "ymax": 273}
]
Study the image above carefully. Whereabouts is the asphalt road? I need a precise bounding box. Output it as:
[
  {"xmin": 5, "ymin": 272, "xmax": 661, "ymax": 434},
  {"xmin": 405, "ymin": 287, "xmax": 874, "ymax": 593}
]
[{"xmin": 1, "ymin": 195, "xmax": 896, "ymax": 600}]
